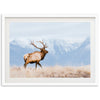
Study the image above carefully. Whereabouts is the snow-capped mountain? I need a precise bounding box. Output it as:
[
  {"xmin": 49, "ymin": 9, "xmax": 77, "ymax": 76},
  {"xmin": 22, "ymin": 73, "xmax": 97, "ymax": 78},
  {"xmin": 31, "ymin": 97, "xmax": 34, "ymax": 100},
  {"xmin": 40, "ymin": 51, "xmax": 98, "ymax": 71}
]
[
  {"xmin": 46, "ymin": 39, "xmax": 81, "ymax": 54},
  {"xmin": 10, "ymin": 38, "xmax": 90, "ymax": 66},
  {"xmin": 10, "ymin": 39, "xmax": 81, "ymax": 54}
]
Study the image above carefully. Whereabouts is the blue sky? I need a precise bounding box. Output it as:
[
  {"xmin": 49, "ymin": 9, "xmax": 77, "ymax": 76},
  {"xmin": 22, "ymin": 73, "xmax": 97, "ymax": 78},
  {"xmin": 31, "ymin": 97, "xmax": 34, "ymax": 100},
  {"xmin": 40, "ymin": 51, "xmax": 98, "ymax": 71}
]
[{"xmin": 10, "ymin": 22, "xmax": 90, "ymax": 42}]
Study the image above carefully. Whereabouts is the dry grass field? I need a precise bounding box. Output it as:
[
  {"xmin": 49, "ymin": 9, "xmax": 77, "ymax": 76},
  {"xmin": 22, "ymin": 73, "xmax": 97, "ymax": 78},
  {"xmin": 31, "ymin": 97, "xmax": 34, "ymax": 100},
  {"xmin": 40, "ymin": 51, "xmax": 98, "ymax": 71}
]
[{"xmin": 10, "ymin": 65, "xmax": 90, "ymax": 78}]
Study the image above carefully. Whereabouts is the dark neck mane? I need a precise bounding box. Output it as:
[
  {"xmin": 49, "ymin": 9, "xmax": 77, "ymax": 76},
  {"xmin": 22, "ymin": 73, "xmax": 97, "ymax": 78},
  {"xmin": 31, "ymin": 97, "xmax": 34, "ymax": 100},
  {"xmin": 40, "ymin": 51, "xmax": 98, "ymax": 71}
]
[{"xmin": 41, "ymin": 50, "xmax": 46, "ymax": 60}]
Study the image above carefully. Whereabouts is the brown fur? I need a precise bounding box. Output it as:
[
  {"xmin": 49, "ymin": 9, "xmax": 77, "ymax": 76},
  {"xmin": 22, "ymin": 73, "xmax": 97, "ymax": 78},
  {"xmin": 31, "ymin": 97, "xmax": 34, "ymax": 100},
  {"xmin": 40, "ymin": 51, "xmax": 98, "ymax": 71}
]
[{"xmin": 24, "ymin": 41, "xmax": 48, "ymax": 68}]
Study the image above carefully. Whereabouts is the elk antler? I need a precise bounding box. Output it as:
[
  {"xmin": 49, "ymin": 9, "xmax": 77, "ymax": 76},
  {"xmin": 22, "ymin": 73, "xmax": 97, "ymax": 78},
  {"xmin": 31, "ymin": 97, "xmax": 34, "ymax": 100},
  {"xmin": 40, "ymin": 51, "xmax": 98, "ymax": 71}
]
[
  {"xmin": 37, "ymin": 40, "xmax": 48, "ymax": 49},
  {"xmin": 31, "ymin": 41, "xmax": 42, "ymax": 50}
]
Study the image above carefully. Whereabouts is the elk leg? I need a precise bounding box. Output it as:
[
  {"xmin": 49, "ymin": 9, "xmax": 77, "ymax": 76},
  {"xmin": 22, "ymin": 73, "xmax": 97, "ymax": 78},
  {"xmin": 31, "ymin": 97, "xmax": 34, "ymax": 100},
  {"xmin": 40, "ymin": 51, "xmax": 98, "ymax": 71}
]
[
  {"xmin": 24, "ymin": 63, "xmax": 27, "ymax": 68},
  {"xmin": 35, "ymin": 63, "xmax": 37, "ymax": 69},
  {"xmin": 38, "ymin": 62, "xmax": 42, "ymax": 68}
]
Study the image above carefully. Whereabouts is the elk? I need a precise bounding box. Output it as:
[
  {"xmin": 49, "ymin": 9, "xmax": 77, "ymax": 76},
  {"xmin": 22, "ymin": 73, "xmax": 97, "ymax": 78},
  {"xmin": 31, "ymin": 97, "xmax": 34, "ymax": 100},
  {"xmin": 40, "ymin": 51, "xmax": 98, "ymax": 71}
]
[{"xmin": 23, "ymin": 40, "xmax": 48, "ymax": 69}]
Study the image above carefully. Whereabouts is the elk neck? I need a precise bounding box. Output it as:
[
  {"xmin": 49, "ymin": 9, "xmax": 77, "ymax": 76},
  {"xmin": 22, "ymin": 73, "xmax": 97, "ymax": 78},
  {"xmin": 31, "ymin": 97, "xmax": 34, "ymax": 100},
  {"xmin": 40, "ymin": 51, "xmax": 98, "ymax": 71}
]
[{"xmin": 40, "ymin": 49, "xmax": 48, "ymax": 60}]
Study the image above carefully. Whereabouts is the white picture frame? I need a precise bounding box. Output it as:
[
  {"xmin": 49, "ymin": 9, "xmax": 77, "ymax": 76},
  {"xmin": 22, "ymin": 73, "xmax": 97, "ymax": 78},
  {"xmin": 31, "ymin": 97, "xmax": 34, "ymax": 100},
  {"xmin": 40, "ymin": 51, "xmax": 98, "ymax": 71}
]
[{"xmin": 1, "ymin": 14, "xmax": 98, "ymax": 86}]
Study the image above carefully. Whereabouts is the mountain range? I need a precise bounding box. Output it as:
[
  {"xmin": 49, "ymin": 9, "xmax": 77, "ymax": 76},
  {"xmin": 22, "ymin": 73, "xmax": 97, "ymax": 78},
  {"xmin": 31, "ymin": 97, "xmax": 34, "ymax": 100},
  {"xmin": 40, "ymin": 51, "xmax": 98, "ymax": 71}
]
[{"xmin": 10, "ymin": 38, "xmax": 90, "ymax": 67}]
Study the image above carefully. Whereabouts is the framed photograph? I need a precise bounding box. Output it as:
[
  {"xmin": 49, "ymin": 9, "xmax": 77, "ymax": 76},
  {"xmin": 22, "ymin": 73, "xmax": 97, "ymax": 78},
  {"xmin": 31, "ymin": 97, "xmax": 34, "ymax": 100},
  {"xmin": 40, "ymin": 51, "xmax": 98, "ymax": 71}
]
[{"xmin": 1, "ymin": 14, "xmax": 98, "ymax": 86}]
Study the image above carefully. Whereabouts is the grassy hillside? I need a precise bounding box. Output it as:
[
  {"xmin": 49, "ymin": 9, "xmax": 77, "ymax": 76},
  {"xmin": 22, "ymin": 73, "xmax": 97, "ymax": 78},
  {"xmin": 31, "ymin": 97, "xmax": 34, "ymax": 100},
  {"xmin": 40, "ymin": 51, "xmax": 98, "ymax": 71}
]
[{"xmin": 10, "ymin": 65, "xmax": 90, "ymax": 78}]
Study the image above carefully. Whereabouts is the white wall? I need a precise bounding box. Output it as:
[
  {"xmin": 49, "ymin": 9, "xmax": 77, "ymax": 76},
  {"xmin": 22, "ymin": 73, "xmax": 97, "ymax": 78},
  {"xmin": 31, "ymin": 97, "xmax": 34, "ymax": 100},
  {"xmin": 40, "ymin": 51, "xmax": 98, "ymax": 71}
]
[{"xmin": 0, "ymin": 0, "xmax": 99, "ymax": 100}]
